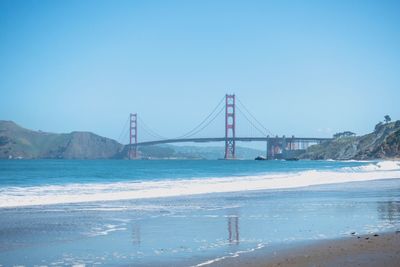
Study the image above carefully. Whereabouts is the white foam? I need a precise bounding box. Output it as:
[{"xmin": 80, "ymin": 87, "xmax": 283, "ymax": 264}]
[
  {"xmin": 0, "ymin": 161, "xmax": 399, "ymax": 208},
  {"xmin": 87, "ymin": 223, "xmax": 127, "ymax": 237},
  {"xmin": 193, "ymin": 243, "xmax": 265, "ymax": 267},
  {"xmin": 342, "ymin": 161, "xmax": 400, "ymax": 171}
]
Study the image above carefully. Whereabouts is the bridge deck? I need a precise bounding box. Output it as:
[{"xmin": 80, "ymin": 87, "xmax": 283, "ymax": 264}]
[{"xmin": 131, "ymin": 137, "xmax": 332, "ymax": 146}]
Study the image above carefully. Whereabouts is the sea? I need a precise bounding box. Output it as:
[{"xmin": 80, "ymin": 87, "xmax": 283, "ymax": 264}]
[{"xmin": 0, "ymin": 159, "xmax": 399, "ymax": 266}]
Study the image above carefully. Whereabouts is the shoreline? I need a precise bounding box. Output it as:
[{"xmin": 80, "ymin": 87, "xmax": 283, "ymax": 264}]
[
  {"xmin": 1, "ymin": 161, "xmax": 399, "ymax": 208},
  {"xmin": 214, "ymin": 231, "xmax": 400, "ymax": 267}
]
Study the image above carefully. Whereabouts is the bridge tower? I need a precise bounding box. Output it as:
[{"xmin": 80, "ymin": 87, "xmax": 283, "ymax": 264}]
[
  {"xmin": 224, "ymin": 94, "xmax": 236, "ymax": 159},
  {"xmin": 129, "ymin": 113, "xmax": 138, "ymax": 159}
]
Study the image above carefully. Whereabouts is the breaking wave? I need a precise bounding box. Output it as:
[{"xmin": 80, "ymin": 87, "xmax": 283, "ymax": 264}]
[{"xmin": 1, "ymin": 161, "xmax": 399, "ymax": 208}]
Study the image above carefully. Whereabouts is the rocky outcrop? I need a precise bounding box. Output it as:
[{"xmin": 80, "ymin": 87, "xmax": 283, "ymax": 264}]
[
  {"xmin": 365, "ymin": 129, "xmax": 400, "ymax": 159},
  {"xmin": 300, "ymin": 121, "xmax": 400, "ymax": 160}
]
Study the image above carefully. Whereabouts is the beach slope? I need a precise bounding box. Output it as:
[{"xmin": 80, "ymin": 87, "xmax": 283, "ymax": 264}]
[{"xmin": 217, "ymin": 232, "xmax": 400, "ymax": 267}]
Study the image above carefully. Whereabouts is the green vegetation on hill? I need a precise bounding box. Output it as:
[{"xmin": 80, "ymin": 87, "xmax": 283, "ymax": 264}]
[
  {"xmin": 300, "ymin": 120, "xmax": 400, "ymax": 160},
  {"xmin": 0, "ymin": 121, "xmax": 123, "ymax": 159}
]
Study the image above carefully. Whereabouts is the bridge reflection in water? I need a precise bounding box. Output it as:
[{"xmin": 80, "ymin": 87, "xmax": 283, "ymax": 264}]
[
  {"xmin": 227, "ymin": 210, "xmax": 240, "ymax": 245},
  {"xmin": 131, "ymin": 222, "xmax": 141, "ymax": 246},
  {"xmin": 129, "ymin": 212, "xmax": 242, "ymax": 247}
]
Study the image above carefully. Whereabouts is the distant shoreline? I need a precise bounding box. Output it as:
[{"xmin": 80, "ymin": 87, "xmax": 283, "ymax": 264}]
[
  {"xmin": 2, "ymin": 120, "xmax": 400, "ymax": 160},
  {"xmin": 1, "ymin": 157, "xmax": 400, "ymax": 161}
]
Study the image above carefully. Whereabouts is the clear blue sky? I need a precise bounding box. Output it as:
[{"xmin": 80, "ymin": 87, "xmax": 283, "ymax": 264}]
[{"xmin": 1, "ymin": 0, "xmax": 399, "ymax": 144}]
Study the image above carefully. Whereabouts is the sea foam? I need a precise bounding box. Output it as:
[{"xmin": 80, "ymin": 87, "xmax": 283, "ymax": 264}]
[{"xmin": 0, "ymin": 161, "xmax": 399, "ymax": 208}]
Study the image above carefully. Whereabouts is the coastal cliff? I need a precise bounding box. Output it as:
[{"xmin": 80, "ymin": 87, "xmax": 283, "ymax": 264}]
[{"xmin": 300, "ymin": 121, "xmax": 400, "ymax": 160}]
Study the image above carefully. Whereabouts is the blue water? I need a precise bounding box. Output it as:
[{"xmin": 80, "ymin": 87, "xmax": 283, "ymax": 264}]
[
  {"xmin": 0, "ymin": 159, "xmax": 371, "ymax": 186},
  {"xmin": 0, "ymin": 160, "xmax": 399, "ymax": 266}
]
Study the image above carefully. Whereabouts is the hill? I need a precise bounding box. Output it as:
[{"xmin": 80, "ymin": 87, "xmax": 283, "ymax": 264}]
[
  {"xmin": 0, "ymin": 121, "xmax": 123, "ymax": 159},
  {"xmin": 300, "ymin": 120, "xmax": 400, "ymax": 160}
]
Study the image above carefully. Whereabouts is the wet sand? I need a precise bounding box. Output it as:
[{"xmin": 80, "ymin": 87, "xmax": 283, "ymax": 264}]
[{"xmin": 217, "ymin": 231, "xmax": 400, "ymax": 267}]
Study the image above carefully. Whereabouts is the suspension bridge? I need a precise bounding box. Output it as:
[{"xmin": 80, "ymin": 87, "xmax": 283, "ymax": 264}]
[{"xmin": 120, "ymin": 94, "xmax": 331, "ymax": 160}]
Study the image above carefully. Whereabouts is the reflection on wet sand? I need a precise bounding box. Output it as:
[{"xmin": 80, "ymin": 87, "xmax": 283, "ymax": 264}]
[
  {"xmin": 132, "ymin": 223, "xmax": 141, "ymax": 245},
  {"xmin": 227, "ymin": 211, "xmax": 240, "ymax": 245},
  {"xmin": 378, "ymin": 201, "xmax": 400, "ymax": 225},
  {"xmin": 129, "ymin": 214, "xmax": 241, "ymax": 247}
]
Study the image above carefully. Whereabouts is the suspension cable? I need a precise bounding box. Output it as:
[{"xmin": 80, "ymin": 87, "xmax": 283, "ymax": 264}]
[
  {"xmin": 138, "ymin": 116, "xmax": 168, "ymax": 140},
  {"xmin": 236, "ymin": 97, "xmax": 274, "ymax": 136},
  {"xmin": 236, "ymin": 105, "xmax": 269, "ymax": 137},
  {"xmin": 175, "ymin": 96, "xmax": 225, "ymax": 139},
  {"xmin": 117, "ymin": 116, "xmax": 130, "ymax": 144},
  {"xmin": 179, "ymin": 105, "xmax": 225, "ymax": 138},
  {"xmin": 120, "ymin": 95, "xmax": 275, "ymax": 143}
]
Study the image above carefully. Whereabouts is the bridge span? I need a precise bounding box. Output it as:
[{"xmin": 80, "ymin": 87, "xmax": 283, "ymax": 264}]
[
  {"xmin": 129, "ymin": 136, "xmax": 332, "ymax": 160},
  {"xmin": 133, "ymin": 136, "xmax": 331, "ymax": 146},
  {"xmin": 126, "ymin": 94, "xmax": 333, "ymax": 160}
]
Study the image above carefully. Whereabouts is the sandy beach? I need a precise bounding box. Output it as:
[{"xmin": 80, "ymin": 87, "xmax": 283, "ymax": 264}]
[
  {"xmin": 216, "ymin": 231, "xmax": 400, "ymax": 267},
  {"xmin": 1, "ymin": 160, "xmax": 399, "ymax": 266}
]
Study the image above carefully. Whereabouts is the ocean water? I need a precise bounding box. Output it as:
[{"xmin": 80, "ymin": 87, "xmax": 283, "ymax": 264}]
[{"xmin": 0, "ymin": 160, "xmax": 400, "ymax": 266}]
